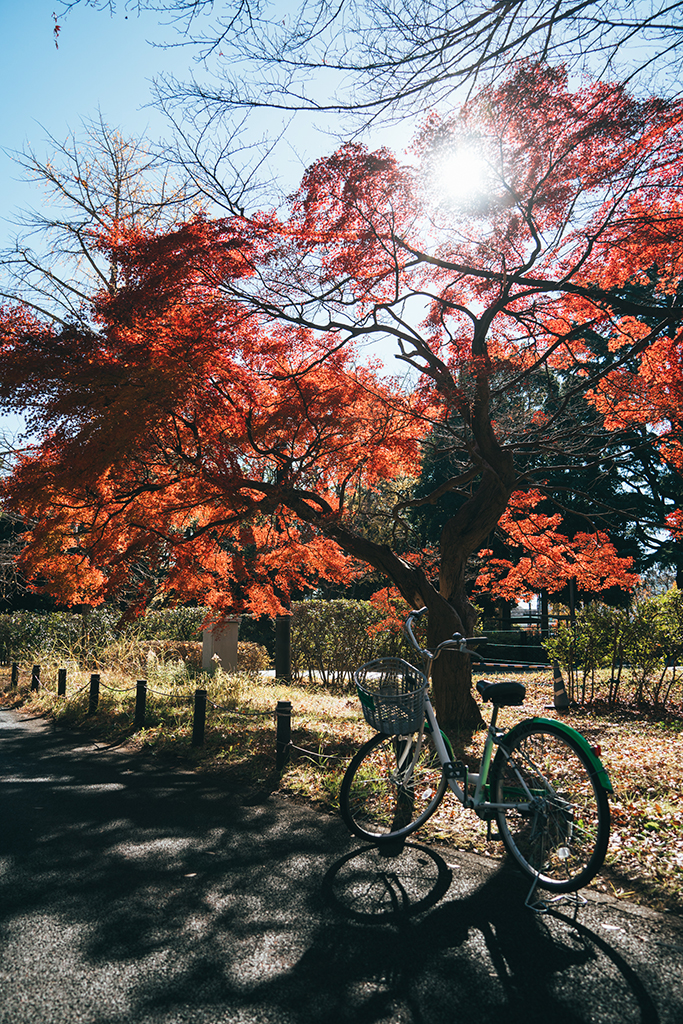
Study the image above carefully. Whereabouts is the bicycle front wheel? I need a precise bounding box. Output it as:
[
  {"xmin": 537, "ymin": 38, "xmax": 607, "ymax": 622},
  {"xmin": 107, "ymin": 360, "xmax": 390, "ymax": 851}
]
[
  {"xmin": 340, "ymin": 731, "xmax": 448, "ymax": 843},
  {"xmin": 490, "ymin": 722, "xmax": 610, "ymax": 892}
]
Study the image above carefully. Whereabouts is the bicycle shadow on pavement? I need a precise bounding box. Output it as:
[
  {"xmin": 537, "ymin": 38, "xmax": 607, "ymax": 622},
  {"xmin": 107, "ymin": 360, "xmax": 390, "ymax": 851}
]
[{"xmin": 315, "ymin": 841, "xmax": 665, "ymax": 1024}]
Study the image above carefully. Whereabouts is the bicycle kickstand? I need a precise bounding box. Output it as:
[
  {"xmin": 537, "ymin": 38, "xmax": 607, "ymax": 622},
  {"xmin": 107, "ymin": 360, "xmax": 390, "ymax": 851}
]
[{"xmin": 524, "ymin": 874, "xmax": 588, "ymax": 914}]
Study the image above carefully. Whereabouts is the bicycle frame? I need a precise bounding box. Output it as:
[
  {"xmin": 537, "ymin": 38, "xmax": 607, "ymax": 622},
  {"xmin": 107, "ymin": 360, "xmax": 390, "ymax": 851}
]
[
  {"xmin": 422, "ymin": 687, "xmax": 512, "ymax": 814},
  {"xmin": 405, "ymin": 611, "xmax": 504, "ymax": 814},
  {"xmin": 405, "ymin": 609, "xmax": 611, "ymax": 817}
]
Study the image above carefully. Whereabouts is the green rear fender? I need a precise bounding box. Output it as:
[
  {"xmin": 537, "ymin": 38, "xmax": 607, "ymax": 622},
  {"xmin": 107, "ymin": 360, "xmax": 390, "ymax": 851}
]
[{"xmin": 501, "ymin": 716, "xmax": 613, "ymax": 794}]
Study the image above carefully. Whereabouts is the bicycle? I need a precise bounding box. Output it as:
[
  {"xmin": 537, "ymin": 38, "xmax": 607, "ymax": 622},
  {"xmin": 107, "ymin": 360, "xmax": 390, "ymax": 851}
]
[{"xmin": 339, "ymin": 607, "xmax": 612, "ymax": 909}]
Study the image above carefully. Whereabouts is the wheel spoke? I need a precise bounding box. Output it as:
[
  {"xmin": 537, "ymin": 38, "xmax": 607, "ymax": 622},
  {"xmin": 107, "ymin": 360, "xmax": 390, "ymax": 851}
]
[
  {"xmin": 492, "ymin": 724, "xmax": 609, "ymax": 892},
  {"xmin": 340, "ymin": 732, "xmax": 447, "ymax": 842}
]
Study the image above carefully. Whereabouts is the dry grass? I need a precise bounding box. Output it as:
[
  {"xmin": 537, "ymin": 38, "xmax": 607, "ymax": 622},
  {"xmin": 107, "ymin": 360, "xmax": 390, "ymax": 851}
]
[{"xmin": 2, "ymin": 661, "xmax": 682, "ymax": 915}]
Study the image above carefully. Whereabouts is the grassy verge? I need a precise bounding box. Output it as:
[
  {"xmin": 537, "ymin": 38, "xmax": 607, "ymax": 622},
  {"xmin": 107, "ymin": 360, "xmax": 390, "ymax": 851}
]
[{"xmin": 2, "ymin": 662, "xmax": 682, "ymax": 915}]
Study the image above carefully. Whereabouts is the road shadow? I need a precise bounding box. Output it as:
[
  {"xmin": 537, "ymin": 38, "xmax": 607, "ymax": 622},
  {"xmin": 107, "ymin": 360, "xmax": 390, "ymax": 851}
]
[{"xmin": 0, "ymin": 709, "xmax": 681, "ymax": 1024}]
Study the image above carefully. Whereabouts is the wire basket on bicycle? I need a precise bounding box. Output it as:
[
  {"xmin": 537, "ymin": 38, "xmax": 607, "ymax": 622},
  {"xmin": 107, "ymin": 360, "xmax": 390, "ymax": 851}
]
[{"xmin": 354, "ymin": 658, "xmax": 427, "ymax": 735}]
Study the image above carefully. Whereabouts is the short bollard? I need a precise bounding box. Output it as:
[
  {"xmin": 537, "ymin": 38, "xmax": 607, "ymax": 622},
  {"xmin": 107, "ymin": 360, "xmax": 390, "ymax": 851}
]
[
  {"xmin": 57, "ymin": 668, "xmax": 67, "ymax": 697},
  {"xmin": 192, "ymin": 688, "xmax": 207, "ymax": 746},
  {"xmin": 134, "ymin": 680, "xmax": 147, "ymax": 731},
  {"xmin": 31, "ymin": 665, "xmax": 41, "ymax": 691},
  {"xmin": 276, "ymin": 700, "xmax": 292, "ymax": 771},
  {"xmin": 88, "ymin": 673, "xmax": 100, "ymax": 715},
  {"xmin": 11, "ymin": 663, "xmax": 18, "ymax": 689}
]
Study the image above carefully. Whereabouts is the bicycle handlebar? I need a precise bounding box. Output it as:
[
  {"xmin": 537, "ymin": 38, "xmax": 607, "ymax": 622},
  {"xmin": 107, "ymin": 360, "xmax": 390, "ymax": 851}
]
[
  {"xmin": 404, "ymin": 607, "xmax": 487, "ymax": 663},
  {"xmin": 403, "ymin": 607, "xmax": 427, "ymax": 660}
]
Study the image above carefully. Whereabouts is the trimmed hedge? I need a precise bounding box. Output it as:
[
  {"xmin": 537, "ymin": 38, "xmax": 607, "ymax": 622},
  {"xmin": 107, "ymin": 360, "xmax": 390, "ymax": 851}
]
[
  {"xmin": 0, "ymin": 607, "xmax": 206, "ymax": 665},
  {"xmin": 0, "ymin": 609, "xmax": 118, "ymax": 664},
  {"xmin": 543, "ymin": 590, "xmax": 683, "ymax": 708},
  {"xmin": 290, "ymin": 599, "xmax": 406, "ymax": 690}
]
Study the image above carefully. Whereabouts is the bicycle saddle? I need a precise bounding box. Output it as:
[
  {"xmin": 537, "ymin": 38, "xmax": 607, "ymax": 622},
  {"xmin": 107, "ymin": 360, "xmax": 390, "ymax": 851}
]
[{"xmin": 476, "ymin": 680, "xmax": 526, "ymax": 706}]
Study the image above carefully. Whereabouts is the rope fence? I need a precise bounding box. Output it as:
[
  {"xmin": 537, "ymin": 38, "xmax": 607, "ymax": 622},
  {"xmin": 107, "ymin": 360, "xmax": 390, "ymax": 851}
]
[
  {"xmin": 0, "ymin": 655, "xmax": 557, "ymax": 774},
  {"xmin": 2, "ymin": 662, "xmax": 301, "ymax": 767}
]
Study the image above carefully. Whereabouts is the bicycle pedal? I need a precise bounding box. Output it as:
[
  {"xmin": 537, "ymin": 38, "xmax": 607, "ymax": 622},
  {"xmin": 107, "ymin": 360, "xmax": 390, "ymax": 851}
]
[{"xmin": 445, "ymin": 760, "xmax": 468, "ymax": 781}]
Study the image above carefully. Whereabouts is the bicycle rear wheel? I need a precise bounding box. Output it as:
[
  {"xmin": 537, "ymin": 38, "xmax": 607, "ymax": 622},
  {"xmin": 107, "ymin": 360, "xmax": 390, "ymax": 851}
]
[
  {"xmin": 340, "ymin": 731, "xmax": 448, "ymax": 843},
  {"xmin": 490, "ymin": 722, "xmax": 610, "ymax": 892}
]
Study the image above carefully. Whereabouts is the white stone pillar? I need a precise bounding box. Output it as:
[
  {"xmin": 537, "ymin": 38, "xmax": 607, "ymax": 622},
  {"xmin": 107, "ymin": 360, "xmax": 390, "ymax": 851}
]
[{"xmin": 202, "ymin": 617, "xmax": 241, "ymax": 673}]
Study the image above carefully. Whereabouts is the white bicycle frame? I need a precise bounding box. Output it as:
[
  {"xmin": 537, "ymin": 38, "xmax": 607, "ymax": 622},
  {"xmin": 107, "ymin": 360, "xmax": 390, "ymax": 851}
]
[
  {"xmin": 404, "ymin": 613, "xmax": 537, "ymax": 817},
  {"xmin": 420, "ymin": 673, "xmax": 529, "ymax": 814},
  {"xmin": 395, "ymin": 608, "xmax": 608, "ymax": 910}
]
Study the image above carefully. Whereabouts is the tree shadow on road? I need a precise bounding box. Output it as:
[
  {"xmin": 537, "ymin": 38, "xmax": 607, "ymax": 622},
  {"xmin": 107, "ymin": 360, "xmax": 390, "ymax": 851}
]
[{"xmin": 0, "ymin": 710, "xmax": 678, "ymax": 1024}]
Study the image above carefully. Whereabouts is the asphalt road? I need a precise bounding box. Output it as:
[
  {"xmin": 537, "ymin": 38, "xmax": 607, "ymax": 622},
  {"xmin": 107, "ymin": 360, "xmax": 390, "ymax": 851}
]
[{"xmin": 1, "ymin": 707, "xmax": 682, "ymax": 1024}]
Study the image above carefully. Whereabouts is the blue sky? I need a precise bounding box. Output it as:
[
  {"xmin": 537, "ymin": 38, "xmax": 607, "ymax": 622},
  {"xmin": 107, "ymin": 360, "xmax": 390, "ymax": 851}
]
[
  {"xmin": 0, "ymin": 0, "xmax": 207, "ymax": 441},
  {"xmin": 0, "ymin": 1, "xmax": 360, "ymax": 224},
  {"xmin": 1, "ymin": 1, "xmax": 192, "ymax": 225},
  {"xmin": 0, "ymin": 1, "xmax": 419, "ymax": 445}
]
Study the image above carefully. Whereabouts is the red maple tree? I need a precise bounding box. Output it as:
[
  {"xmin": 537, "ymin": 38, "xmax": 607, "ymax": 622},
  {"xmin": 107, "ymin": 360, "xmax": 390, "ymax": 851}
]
[
  {"xmin": 2, "ymin": 65, "xmax": 682, "ymax": 727},
  {"xmin": 0, "ymin": 217, "xmax": 424, "ymax": 611}
]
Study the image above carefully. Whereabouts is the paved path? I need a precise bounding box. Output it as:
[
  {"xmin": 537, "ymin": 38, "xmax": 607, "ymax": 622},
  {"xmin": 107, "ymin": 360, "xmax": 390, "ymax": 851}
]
[{"xmin": 1, "ymin": 707, "xmax": 682, "ymax": 1024}]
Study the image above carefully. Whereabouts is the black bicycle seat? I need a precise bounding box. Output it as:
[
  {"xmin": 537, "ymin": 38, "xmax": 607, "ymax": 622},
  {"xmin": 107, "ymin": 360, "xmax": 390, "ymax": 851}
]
[{"xmin": 476, "ymin": 680, "xmax": 526, "ymax": 706}]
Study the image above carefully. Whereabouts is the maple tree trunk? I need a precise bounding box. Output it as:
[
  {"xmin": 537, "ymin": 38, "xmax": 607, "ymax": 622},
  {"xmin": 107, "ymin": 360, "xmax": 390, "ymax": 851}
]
[
  {"xmin": 321, "ymin": 444, "xmax": 515, "ymax": 734},
  {"xmin": 431, "ymin": 654, "xmax": 480, "ymax": 731},
  {"xmin": 319, "ymin": 517, "xmax": 484, "ymax": 730},
  {"xmin": 426, "ymin": 593, "xmax": 482, "ymax": 733},
  {"xmin": 428, "ymin": 458, "xmax": 516, "ymax": 732}
]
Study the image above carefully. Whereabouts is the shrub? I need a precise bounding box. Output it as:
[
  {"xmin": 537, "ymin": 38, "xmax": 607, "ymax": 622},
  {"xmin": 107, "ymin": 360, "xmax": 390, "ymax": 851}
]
[
  {"xmin": 290, "ymin": 599, "xmax": 405, "ymax": 690},
  {"xmin": 111, "ymin": 640, "xmax": 203, "ymax": 672},
  {"xmin": 129, "ymin": 607, "xmax": 206, "ymax": 642},
  {"xmin": 543, "ymin": 591, "xmax": 683, "ymax": 709},
  {"xmin": 237, "ymin": 641, "xmax": 271, "ymax": 676},
  {"xmin": 652, "ymin": 588, "xmax": 683, "ymax": 706},
  {"xmin": 0, "ymin": 609, "xmax": 119, "ymax": 665},
  {"xmin": 0, "ymin": 607, "xmax": 208, "ymax": 666}
]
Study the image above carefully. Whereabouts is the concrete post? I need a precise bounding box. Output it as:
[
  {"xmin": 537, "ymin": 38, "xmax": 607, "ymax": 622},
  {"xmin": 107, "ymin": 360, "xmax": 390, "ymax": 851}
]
[{"xmin": 202, "ymin": 617, "xmax": 241, "ymax": 673}]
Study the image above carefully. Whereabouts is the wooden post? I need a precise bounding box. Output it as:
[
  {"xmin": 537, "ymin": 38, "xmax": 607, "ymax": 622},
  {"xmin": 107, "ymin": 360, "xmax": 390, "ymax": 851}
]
[
  {"xmin": 276, "ymin": 700, "xmax": 292, "ymax": 770},
  {"xmin": 57, "ymin": 668, "xmax": 67, "ymax": 697},
  {"xmin": 88, "ymin": 673, "xmax": 100, "ymax": 715},
  {"xmin": 275, "ymin": 615, "xmax": 291, "ymax": 682},
  {"xmin": 192, "ymin": 688, "xmax": 207, "ymax": 746},
  {"xmin": 31, "ymin": 665, "xmax": 41, "ymax": 691},
  {"xmin": 134, "ymin": 680, "xmax": 147, "ymax": 731}
]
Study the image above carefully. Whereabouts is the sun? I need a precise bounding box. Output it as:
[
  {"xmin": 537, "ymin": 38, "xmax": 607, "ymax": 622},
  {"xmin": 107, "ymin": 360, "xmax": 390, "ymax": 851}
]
[{"xmin": 436, "ymin": 146, "xmax": 491, "ymax": 202}]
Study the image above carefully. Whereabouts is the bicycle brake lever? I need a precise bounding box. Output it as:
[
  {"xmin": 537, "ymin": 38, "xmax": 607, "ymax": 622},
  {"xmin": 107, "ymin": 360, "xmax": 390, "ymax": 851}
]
[{"xmin": 463, "ymin": 637, "xmax": 487, "ymax": 661}]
